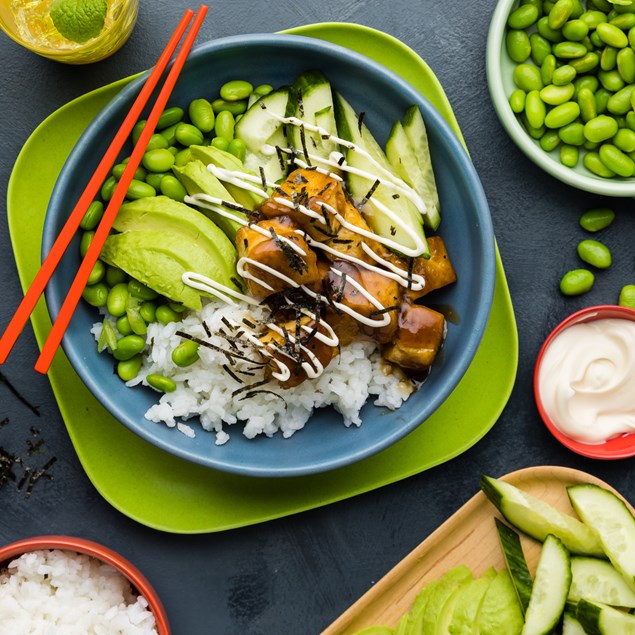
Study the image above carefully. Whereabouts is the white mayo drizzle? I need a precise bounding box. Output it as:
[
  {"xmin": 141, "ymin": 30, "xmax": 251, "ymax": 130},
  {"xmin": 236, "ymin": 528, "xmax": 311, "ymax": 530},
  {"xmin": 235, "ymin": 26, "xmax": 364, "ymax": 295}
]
[
  {"xmin": 179, "ymin": 109, "xmax": 435, "ymax": 383},
  {"xmin": 538, "ymin": 318, "xmax": 635, "ymax": 444}
]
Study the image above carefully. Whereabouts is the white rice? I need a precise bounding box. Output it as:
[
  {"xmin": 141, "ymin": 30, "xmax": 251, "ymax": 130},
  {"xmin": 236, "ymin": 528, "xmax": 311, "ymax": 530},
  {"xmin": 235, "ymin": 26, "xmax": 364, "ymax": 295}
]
[
  {"xmin": 94, "ymin": 300, "xmax": 413, "ymax": 444},
  {"xmin": 0, "ymin": 549, "xmax": 158, "ymax": 634}
]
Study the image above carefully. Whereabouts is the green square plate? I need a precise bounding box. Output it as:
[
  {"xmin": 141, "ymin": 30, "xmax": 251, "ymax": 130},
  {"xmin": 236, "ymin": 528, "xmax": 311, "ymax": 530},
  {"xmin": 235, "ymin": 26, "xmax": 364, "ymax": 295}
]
[{"xmin": 7, "ymin": 22, "xmax": 518, "ymax": 533}]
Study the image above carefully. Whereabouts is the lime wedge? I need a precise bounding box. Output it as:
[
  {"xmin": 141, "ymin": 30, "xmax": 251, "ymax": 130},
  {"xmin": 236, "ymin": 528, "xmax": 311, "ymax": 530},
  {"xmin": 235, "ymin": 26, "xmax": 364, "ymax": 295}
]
[{"xmin": 50, "ymin": 0, "xmax": 108, "ymax": 44}]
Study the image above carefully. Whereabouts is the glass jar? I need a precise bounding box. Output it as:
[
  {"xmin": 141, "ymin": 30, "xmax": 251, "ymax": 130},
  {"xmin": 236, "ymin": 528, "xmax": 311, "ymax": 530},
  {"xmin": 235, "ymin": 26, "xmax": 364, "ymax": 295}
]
[{"xmin": 0, "ymin": 0, "xmax": 138, "ymax": 64}]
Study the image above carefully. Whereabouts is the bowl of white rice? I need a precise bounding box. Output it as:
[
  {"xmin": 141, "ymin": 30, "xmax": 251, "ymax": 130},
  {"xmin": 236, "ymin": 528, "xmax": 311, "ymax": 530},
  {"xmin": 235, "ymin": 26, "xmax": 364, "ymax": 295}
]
[
  {"xmin": 43, "ymin": 35, "xmax": 495, "ymax": 476},
  {"xmin": 0, "ymin": 536, "xmax": 170, "ymax": 634}
]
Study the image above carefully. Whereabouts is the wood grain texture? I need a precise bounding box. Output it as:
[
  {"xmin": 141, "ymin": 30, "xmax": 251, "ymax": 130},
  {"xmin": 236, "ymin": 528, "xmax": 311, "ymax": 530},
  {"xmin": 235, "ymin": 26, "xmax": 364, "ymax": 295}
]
[{"xmin": 322, "ymin": 466, "xmax": 634, "ymax": 635}]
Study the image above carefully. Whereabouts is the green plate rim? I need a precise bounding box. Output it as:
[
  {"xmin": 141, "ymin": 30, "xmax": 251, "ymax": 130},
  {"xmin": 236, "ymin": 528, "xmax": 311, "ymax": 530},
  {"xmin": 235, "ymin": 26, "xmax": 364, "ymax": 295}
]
[{"xmin": 7, "ymin": 22, "xmax": 518, "ymax": 533}]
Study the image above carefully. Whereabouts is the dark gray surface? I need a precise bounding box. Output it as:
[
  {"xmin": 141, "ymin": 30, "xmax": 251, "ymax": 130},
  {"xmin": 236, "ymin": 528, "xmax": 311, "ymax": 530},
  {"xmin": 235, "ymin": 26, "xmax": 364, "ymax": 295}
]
[{"xmin": 1, "ymin": 1, "xmax": 634, "ymax": 634}]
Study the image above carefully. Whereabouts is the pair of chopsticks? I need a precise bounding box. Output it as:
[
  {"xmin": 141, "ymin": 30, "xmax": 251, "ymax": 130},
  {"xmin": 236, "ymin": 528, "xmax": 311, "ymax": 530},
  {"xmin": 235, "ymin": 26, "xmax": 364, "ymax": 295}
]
[{"xmin": 0, "ymin": 5, "xmax": 208, "ymax": 374}]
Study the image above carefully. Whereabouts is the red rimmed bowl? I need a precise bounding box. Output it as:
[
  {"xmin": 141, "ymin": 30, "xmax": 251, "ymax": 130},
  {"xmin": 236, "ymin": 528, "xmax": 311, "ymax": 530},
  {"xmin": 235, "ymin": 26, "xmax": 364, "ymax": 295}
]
[
  {"xmin": 0, "ymin": 535, "xmax": 170, "ymax": 634},
  {"xmin": 534, "ymin": 305, "xmax": 635, "ymax": 460}
]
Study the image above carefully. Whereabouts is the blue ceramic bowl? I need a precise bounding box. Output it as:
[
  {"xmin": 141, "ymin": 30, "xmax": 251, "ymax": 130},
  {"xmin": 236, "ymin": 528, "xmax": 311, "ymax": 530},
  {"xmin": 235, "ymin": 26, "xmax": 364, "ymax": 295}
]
[{"xmin": 43, "ymin": 34, "xmax": 495, "ymax": 477}]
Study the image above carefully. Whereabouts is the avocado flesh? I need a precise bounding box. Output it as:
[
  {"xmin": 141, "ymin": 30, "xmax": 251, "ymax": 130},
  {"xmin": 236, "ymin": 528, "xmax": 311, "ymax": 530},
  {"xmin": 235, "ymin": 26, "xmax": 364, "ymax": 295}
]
[
  {"xmin": 100, "ymin": 230, "xmax": 237, "ymax": 310},
  {"xmin": 113, "ymin": 196, "xmax": 237, "ymax": 272},
  {"xmin": 189, "ymin": 145, "xmax": 265, "ymax": 209},
  {"xmin": 171, "ymin": 159, "xmax": 246, "ymax": 241},
  {"xmin": 475, "ymin": 570, "xmax": 523, "ymax": 635}
]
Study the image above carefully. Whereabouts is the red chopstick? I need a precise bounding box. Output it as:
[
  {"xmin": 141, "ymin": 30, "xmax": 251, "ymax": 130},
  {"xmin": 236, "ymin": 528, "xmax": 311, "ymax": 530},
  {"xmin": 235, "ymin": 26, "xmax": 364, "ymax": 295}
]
[
  {"xmin": 32, "ymin": 5, "xmax": 208, "ymax": 374},
  {"xmin": 0, "ymin": 8, "xmax": 196, "ymax": 366}
]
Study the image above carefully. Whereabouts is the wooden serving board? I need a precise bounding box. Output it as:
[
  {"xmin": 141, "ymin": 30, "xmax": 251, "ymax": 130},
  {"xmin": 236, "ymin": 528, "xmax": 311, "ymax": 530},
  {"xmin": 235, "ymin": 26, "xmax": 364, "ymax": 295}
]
[{"xmin": 322, "ymin": 466, "xmax": 634, "ymax": 635}]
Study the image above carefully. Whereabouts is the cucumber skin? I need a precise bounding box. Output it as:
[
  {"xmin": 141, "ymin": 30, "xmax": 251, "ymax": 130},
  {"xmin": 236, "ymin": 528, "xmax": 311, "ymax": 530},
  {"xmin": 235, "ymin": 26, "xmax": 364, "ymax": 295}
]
[
  {"xmin": 576, "ymin": 598, "xmax": 635, "ymax": 635},
  {"xmin": 481, "ymin": 476, "xmax": 605, "ymax": 558},
  {"xmin": 495, "ymin": 518, "xmax": 533, "ymax": 613}
]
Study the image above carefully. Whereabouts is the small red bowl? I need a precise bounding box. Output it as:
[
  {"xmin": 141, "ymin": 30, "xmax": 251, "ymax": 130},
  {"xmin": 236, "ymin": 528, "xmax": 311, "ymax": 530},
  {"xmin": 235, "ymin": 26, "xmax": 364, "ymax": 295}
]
[
  {"xmin": 0, "ymin": 536, "xmax": 170, "ymax": 634},
  {"xmin": 534, "ymin": 305, "xmax": 635, "ymax": 460}
]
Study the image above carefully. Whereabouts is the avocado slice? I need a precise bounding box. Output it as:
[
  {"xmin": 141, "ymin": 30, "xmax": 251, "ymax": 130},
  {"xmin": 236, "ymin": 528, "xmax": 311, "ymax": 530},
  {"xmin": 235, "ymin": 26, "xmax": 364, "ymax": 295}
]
[
  {"xmin": 189, "ymin": 145, "xmax": 265, "ymax": 209},
  {"xmin": 447, "ymin": 568, "xmax": 496, "ymax": 635},
  {"xmin": 474, "ymin": 570, "xmax": 524, "ymax": 635},
  {"xmin": 171, "ymin": 160, "xmax": 246, "ymax": 241},
  {"xmin": 100, "ymin": 230, "xmax": 238, "ymax": 311},
  {"xmin": 113, "ymin": 196, "xmax": 237, "ymax": 271}
]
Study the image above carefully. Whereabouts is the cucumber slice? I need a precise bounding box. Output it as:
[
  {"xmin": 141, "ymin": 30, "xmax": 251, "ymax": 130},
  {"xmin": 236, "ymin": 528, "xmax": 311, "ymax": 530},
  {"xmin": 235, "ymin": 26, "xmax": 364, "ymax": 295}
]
[
  {"xmin": 576, "ymin": 599, "xmax": 635, "ymax": 635},
  {"xmin": 333, "ymin": 91, "xmax": 429, "ymax": 258},
  {"xmin": 385, "ymin": 115, "xmax": 440, "ymax": 231},
  {"xmin": 570, "ymin": 557, "xmax": 635, "ymax": 607},
  {"xmin": 475, "ymin": 569, "xmax": 524, "ymax": 635},
  {"xmin": 495, "ymin": 518, "xmax": 533, "ymax": 613},
  {"xmin": 568, "ymin": 485, "xmax": 635, "ymax": 592},
  {"xmin": 563, "ymin": 613, "xmax": 588, "ymax": 635},
  {"xmin": 480, "ymin": 476, "xmax": 605, "ymax": 558},
  {"xmin": 235, "ymin": 87, "xmax": 290, "ymax": 184},
  {"xmin": 402, "ymin": 105, "xmax": 441, "ymax": 230},
  {"xmin": 522, "ymin": 534, "xmax": 572, "ymax": 635},
  {"xmin": 285, "ymin": 70, "xmax": 339, "ymax": 164}
]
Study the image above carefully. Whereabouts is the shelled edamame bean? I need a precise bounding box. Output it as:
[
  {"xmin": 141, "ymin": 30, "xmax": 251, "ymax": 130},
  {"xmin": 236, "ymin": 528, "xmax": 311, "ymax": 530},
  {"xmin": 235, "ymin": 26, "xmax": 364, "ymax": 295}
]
[{"xmin": 506, "ymin": 0, "xmax": 635, "ymax": 178}]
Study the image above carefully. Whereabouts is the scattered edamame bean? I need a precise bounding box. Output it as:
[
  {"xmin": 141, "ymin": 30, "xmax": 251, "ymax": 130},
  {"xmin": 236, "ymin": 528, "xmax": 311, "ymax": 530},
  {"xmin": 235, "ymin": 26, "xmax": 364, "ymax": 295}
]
[
  {"xmin": 583, "ymin": 150, "xmax": 616, "ymax": 177},
  {"xmin": 509, "ymin": 89, "xmax": 527, "ymax": 113},
  {"xmin": 559, "ymin": 268, "xmax": 595, "ymax": 295},
  {"xmin": 126, "ymin": 307, "xmax": 147, "ymax": 336},
  {"xmin": 598, "ymin": 143, "xmax": 635, "ymax": 176},
  {"xmin": 145, "ymin": 172, "xmax": 168, "ymax": 190},
  {"xmin": 101, "ymin": 175, "xmax": 117, "ymax": 201},
  {"xmin": 618, "ymin": 285, "xmax": 635, "ymax": 308},
  {"xmin": 507, "ymin": 30, "xmax": 532, "ymax": 63},
  {"xmin": 579, "ymin": 207, "xmax": 615, "ymax": 231},
  {"xmin": 227, "ymin": 138, "xmax": 247, "ymax": 163},
  {"xmin": 560, "ymin": 143, "xmax": 579, "ymax": 166},
  {"xmin": 80, "ymin": 231, "xmax": 94, "ymax": 258},
  {"xmin": 171, "ymin": 340, "xmax": 200, "ymax": 367},
  {"xmin": 577, "ymin": 239, "xmax": 612, "ymax": 268},
  {"xmin": 146, "ymin": 374, "xmax": 177, "ymax": 393},
  {"xmin": 139, "ymin": 301, "xmax": 157, "ymax": 323},
  {"xmin": 210, "ymin": 136, "xmax": 230, "ymax": 151}
]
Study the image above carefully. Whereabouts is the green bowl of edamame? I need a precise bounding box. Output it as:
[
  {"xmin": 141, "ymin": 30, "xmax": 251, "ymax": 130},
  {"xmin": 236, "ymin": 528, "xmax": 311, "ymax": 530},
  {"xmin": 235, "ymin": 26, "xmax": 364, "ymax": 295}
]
[{"xmin": 487, "ymin": 0, "xmax": 635, "ymax": 196}]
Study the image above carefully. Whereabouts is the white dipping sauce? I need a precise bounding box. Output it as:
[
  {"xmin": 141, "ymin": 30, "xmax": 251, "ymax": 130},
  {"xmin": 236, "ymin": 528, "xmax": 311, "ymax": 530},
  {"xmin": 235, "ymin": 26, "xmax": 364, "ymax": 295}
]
[{"xmin": 538, "ymin": 318, "xmax": 635, "ymax": 444}]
